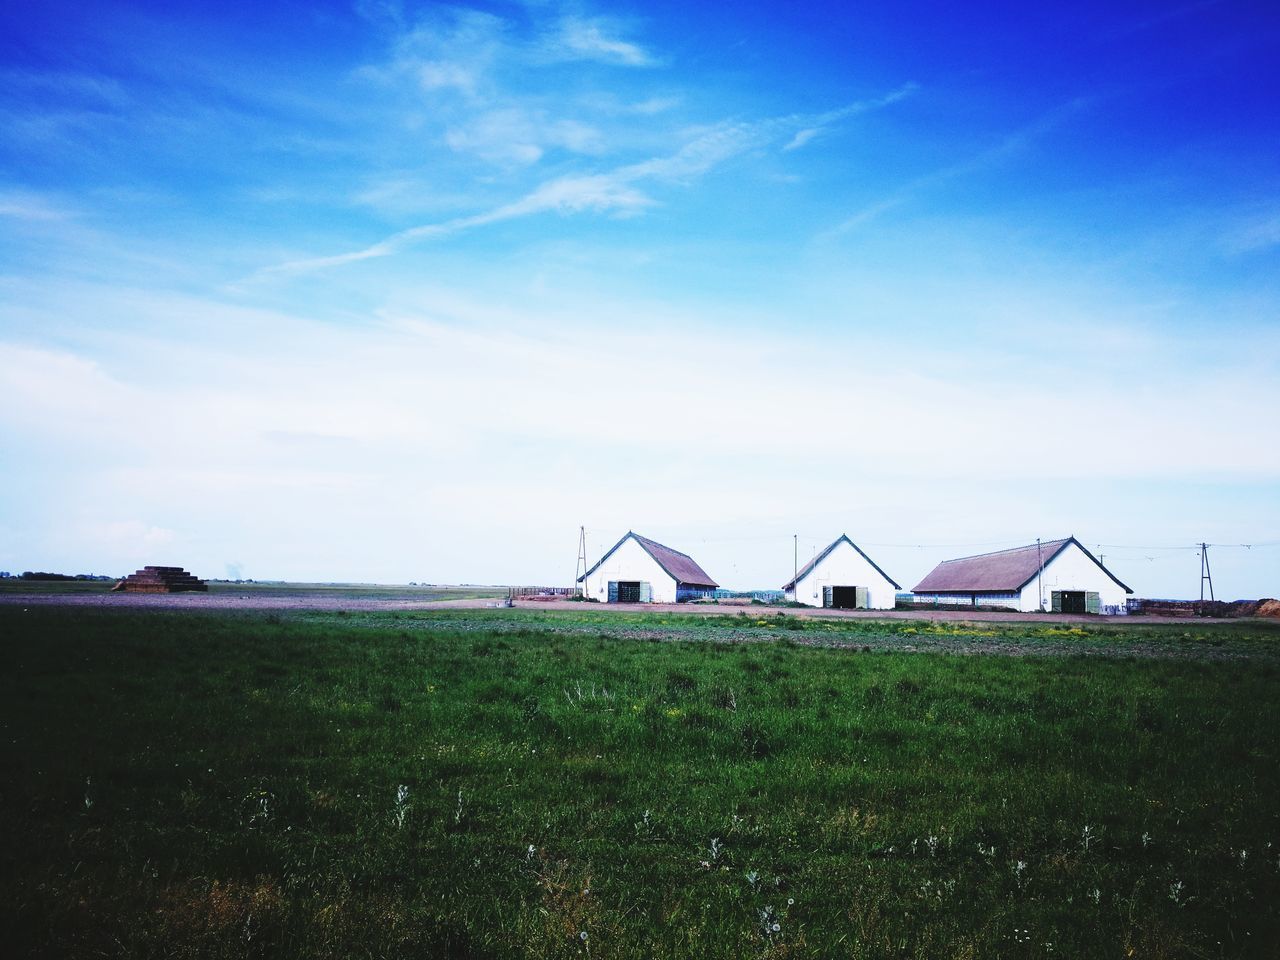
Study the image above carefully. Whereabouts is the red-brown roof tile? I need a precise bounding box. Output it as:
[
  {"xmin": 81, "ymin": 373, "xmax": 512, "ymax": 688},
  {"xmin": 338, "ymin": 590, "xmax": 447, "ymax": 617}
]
[
  {"xmin": 913, "ymin": 539, "xmax": 1072, "ymax": 593},
  {"xmin": 579, "ymin": 532, "xmax": 719, "ymax": 588}
]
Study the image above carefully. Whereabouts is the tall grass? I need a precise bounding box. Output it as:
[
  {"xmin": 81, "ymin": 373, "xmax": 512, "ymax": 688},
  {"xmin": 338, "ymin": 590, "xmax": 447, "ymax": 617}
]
[{"xmin": 1, "ymin": 607, "xmax": 1276, "ymax": 958}]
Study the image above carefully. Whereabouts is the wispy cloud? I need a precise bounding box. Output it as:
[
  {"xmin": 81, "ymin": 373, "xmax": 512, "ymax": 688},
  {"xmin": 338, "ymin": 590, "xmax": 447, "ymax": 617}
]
[
  {"xmin": 1098, "ymin": 0, "xmax": 1225, "ymax": 42},
  {"xmin": 347, "ymin": 4, "xmax": 666, "ymax": 176},
  {"xmin": 443, "ymin": 108, "xmax": 606, "ymax": 165},
  {"xmin": 783, "ymin": 128, "xmax": 821, "ymax": 152},
  {"xmin": 256, "ymin": 159, "xmax": 669, "ymax": 276},
  {"xmin": 548, "ymin": 16, "xmax": 659, "ymax": 67},
  {"xmin": 254, "ymin": 128, "xmax": 730, "ymax": 276},
  {"xmin": 0, "ymin": 68, "xmax": 130, "ymax": 108},
  {"xmin": 827, "ymin": 96, "xmax": 1090, "ymax": 234},
  {"xmin": 782, "ymin": 83, "xmax": 919, "ymax": 152},
  {"xmin": 1222, "ymin": 212, "xmax": 1280, "ymax": 255},
  {"xmin": 0, "ymin": 189, "xmax": 78, "ymax": 221},
  {"xmin": 258, "ymin": 87, "xmax": 916, "ymax": 278}
]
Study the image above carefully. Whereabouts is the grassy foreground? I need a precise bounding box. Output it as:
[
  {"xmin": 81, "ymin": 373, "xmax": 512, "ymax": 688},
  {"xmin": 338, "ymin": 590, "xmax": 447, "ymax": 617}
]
[{"xmin": 1, "ymin": 607, "xmax": 1277, "ymax": 959}]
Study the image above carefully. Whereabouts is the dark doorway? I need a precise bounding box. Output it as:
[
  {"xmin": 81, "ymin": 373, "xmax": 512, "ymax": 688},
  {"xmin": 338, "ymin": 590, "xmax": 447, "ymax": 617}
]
[
  {"xmin": 615, "ymin": 581, "xmax": 641, "ymax": 603},
  {"xmin": 830, "ymin": 586, "xmax": 861, "ymax": 609},
  {"xmin": 1060, "ymin": 590, "xmax": 1086, "ymax": 614}
]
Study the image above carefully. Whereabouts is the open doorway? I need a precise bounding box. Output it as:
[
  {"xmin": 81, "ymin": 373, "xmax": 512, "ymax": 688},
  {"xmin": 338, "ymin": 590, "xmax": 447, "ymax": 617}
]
[
  {"xmin": 608, "ymin": 581, "xmax": 648, "ymax": 603},
  {"xmin": 825, "ymin": 586, "xmax": 867, "ymax": 609},
  {"xmin": 1059, "ymin": 590, "xmax": 1086, "ymax": 614},
  {"xmin": 616, "ymin": 581, "xmax": 641, "ymax": 603}
]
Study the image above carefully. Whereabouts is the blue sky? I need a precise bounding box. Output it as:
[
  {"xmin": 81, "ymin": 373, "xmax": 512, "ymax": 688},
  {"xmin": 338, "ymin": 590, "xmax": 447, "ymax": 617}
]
[{"xmin": 2, "ymin": 0, "xmax": 1278, "ymax": 597}]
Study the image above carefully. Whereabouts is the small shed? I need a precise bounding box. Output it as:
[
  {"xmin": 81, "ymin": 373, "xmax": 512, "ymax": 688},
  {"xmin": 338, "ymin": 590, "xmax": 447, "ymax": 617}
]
[
  {"xmin": 782, "ymin": 534, "xmax": 901, "ymax": 609},
  {"xmin": 578, "ymin": 532, "xmax": 718, "ymax": 603},
  {"xmin": 912, "ymin": 537, "xmax": 1132, "ymax": 613}
]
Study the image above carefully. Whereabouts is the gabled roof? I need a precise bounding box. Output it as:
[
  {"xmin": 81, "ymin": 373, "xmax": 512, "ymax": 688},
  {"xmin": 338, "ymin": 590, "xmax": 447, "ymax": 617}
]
[
  {"xmin": 912, "ymin": 537, "xmax": 1133, "ymax": 594},
  {"xmin": 577, "ymin": 531, "xmax": 719, "ymax": 588},
  {"xmin": 782, "ymin": 534, "xmax": 902, "ymax": 591}
]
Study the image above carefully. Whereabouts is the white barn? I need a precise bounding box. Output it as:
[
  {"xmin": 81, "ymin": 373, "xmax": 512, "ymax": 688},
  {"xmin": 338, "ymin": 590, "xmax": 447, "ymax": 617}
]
[
  {"xmin": 912, "ymin": 537, "xmax": 1132, "ymax": 613},
  {"xmin": 782, "ymin": 534, "xmax": 901, "ymax": 610},
  {"xmin": 578, "ymin": 532, "xmax": 719, "ymax": 604}
]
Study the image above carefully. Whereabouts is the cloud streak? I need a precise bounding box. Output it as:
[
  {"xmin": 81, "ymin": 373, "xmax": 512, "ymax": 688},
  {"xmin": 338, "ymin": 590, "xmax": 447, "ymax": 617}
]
[
  {"xmin": 827, "ymin": 96, "xmax": 1090, "ymax": 235},
  {"xmin": 0, "ymin": 189, "xmax": 78, "ymax": 221},
  {"xmin": 550, "ymin": 16, "xmax": 659, "ymax": 67},
  {"xmin": 782, "ymin": 83, "xmax": 919, "ymax": 152},
  {"xmin": 258, "ymin": 87, "xmax": 917, "ymax": 278}
]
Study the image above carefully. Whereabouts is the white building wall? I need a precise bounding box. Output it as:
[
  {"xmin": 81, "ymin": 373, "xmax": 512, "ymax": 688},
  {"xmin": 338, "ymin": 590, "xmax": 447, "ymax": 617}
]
[
  {"xmin": 787, "ymin": 540, "xmax": 899, "ymax": 610},
  {"xmin": 1015, "ymin": 542, "xmax": 1129, "ymax": 612},
  {"xmin": 581, "ymin": 536, "xmax": 679, "ymax": 603}
]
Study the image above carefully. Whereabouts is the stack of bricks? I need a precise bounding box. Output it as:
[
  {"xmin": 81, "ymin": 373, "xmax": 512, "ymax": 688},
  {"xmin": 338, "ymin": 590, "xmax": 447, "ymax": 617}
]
[{"xmin": 111, "ymin": 566, "xmax": 208, "ymax": 593}]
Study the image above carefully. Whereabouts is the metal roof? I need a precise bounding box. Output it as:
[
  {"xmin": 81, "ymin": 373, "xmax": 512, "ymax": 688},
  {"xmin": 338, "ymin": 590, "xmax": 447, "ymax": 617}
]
[
  {"xmin": 782, "ymin": 534, "xmax": 902, "ymax": 591},
  {"xmin": 912, "ymin": 537, "xmax": 1133, "ymax": 594},
  {"xmin": 577, "ymin": 531, "xmax": 719, "ymax": 588}
]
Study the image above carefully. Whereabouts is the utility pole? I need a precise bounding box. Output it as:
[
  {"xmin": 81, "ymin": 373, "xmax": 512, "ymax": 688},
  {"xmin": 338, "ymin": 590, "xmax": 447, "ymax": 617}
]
[
  {"xmin": 1036, "ymin": 538, "xmax": 1045, "ymax": 612},
  {"xmin": 1200, "ymin": 542, "xmax": 1215, "ymax": 601},
  {"xmin": 575, "ymin": 526, "xmax": 589, "ymax": 598}
]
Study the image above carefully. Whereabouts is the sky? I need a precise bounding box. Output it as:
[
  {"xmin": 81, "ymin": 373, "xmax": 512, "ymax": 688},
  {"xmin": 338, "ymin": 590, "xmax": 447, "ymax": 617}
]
[{"xmin": 2, "ymin": 0, "xmax": 1278, "ymax": 598}]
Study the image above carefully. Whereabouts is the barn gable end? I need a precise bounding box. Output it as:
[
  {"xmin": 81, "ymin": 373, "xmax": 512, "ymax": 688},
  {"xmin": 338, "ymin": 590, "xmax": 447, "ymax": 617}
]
[
  {"xmin": 782, "ymin": 535, "xmax": 900, "ymax": 610},
  {"xmin": 578, "ymin": 532, "xmax": 718, "ymax": 603}
]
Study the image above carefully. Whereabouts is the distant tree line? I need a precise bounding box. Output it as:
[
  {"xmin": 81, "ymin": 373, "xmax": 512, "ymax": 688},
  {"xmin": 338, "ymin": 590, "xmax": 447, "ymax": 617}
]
[{"xmin": 4, "ymin": 571, "xmax": 118, "ymax": 581}]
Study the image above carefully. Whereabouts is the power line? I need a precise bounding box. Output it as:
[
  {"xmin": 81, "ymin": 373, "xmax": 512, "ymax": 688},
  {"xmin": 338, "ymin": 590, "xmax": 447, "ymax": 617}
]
[{"xmin": 675, "ymin": 532, "xmax": 1278, "ymax": 552}]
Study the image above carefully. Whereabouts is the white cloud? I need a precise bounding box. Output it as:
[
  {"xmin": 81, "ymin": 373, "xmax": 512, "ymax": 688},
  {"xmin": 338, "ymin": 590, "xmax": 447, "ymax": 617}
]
[
  {"xmin": 443, "ymin": 108, "xmax": 606, "ymax": 165},
  {"xmin": 90, "ymin": 520, "xmax": 177, "ymax": 554},
  {"xmin": 0, "ymin": 189, "xmax": 78, "ymax": 221},
  {"xmin": 254, "ymin": 83, "xmax": 920, "ymax": 278},
  {"xmin": 550, "ymin": 17, "xmax": 658, "ymax": 67},
  {"xmin": 1223, "ymin": 212, "xmax": 1280, "ymax": 254},
  {"xmin": 3, "ymin": 278, "xmax": 1278, "ymax": 587},
  {"xmin": 783, "ymin": 128, "xmax": 820, "ymax": 151},
  {"xmin": 0, "ymin": 343, "xmax": 133, "ymax": 418},
  {"xmin": 781, "ymin": 83, "xmax": 919, "ymax": 153},
  {"xmin": 629, "ymin": 96, "xmax": 681, "ymax": 114},
  {"xmin": 418, "ymin": 60, "xmax": 480, "ymax": 94}
]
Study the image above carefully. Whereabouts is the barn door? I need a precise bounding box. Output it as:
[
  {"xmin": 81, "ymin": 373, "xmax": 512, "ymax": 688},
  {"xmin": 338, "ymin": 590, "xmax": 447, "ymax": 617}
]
[
  {"xmin": 607, "ymin": 581, "xmax": 618, "ymax": 603},
  {"xmin": 1051, "ymin": 591, "xmax": 1062, "ymax": 613},
  {"xmin": 822, "ymin": 586, "xmax": 833, "ymax": 608},
  {"xmin": 1085, "ymin": 592, "xmax": 1100, "ymax": 614},
  {"xmin": 855, "ymin": 586, "xmax": 869, "ymax": 610},
  {"xmin": 639, "ymin": 581, "xmax": 653, "ymax": 603}
]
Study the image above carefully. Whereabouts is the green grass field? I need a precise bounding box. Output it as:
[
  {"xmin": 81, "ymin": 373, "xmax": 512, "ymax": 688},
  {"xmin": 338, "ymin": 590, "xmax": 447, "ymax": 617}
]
[{"xmin": 1, "ymin": 606, "xmax": 1277, "ymax": 958}]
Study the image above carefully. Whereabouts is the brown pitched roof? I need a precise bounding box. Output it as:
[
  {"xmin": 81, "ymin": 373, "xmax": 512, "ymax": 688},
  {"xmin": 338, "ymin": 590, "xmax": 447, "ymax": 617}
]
[
  {"xmin": 782, "ymin": 534, "xmax": 901, "ymax": 591},
  {"xmin": 578, "ymin": 532, "xmax": 719, "ymax": 588},
  {"xmin": 912, "ymin": 537, "xmax": 1132, "ymax": 594}
]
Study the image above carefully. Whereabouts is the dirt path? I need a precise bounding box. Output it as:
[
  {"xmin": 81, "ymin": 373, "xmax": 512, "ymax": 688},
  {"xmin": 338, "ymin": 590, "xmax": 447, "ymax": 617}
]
[{"xmin": 501, "ymin": 599, "xmax": 1245, "ymax": 626}]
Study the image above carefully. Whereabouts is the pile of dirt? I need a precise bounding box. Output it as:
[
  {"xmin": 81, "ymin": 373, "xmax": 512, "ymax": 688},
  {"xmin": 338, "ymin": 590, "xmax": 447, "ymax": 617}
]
[
  {"xmin": 1256, "ymin": 598, "xmax": 1280, "ymax": 619},
  {"xmin": 1128, "ymin": 598, "xmax": 1277, "ymax": 618}
]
